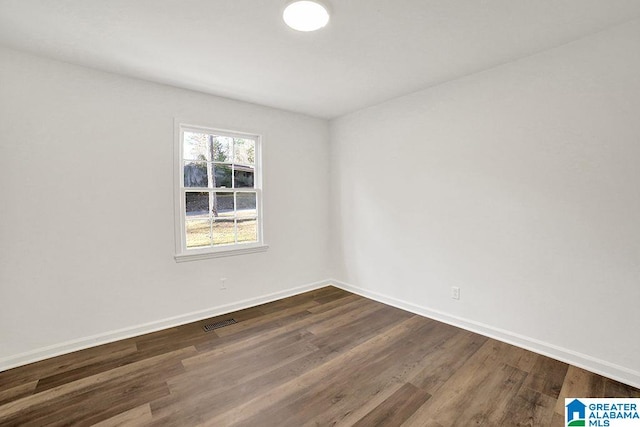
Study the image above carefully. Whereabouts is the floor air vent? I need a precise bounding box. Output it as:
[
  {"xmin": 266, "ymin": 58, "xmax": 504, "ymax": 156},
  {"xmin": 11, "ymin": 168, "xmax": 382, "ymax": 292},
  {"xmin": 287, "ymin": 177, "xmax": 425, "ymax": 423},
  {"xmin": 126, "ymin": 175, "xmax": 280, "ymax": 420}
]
[{"xmin": 203, "ymin": 319, "xmax": 237, "ymax": 332}]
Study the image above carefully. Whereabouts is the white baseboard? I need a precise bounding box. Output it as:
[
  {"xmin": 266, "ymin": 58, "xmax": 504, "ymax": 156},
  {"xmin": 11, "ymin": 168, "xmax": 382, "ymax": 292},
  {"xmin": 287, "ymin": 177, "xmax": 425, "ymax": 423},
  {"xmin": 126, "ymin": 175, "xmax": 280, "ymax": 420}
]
[
  {"xmin": 0, "ymin": 279, "xmax": 331, "ymax": 373},
  {"xmin": 329, "ymin": 279, "xmax": 640, "ymax": 389},
  {"xmin": 4, "ymin": 278, "xmax": 638, "ymax": 389}
]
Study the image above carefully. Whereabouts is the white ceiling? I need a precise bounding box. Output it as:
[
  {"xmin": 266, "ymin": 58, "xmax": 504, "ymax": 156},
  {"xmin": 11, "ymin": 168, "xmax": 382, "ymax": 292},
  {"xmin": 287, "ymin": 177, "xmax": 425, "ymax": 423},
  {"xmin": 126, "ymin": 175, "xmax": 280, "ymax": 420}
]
[{"xmin": 1, "ymin": 1, "xmax": 640, "ymax": 119}]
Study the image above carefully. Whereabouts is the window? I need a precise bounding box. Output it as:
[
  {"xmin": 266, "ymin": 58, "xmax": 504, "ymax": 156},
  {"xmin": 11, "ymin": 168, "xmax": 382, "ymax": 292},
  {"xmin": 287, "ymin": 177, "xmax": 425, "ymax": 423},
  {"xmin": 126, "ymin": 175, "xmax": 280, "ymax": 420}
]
[{"xmin": 174, "ymin": 123, "xmax": 267, "ymax": 261}]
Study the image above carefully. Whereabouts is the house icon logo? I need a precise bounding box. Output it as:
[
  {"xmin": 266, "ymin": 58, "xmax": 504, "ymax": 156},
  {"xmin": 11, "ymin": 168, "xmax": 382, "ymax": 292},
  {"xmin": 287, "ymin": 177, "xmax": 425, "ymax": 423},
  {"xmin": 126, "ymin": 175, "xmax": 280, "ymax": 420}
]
[{"xmin": 566, "ymin": 399, "xmax": 587, "ymax": 426}]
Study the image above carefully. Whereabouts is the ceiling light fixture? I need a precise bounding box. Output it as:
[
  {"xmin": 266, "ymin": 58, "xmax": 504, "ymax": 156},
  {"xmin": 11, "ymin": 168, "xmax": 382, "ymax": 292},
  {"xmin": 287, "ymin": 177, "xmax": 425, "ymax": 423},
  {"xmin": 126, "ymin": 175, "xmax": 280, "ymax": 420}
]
[{"xmin": 283, "ymin": 1, "xmax": 330, "ymax": 32}]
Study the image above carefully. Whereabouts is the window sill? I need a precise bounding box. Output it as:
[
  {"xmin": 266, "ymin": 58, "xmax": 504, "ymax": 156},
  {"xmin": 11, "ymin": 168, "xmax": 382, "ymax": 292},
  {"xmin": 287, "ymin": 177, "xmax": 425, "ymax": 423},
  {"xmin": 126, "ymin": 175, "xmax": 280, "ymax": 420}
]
[{"xmin": 174, "ymin": 244, "xmax": 269, "ymax": 263}]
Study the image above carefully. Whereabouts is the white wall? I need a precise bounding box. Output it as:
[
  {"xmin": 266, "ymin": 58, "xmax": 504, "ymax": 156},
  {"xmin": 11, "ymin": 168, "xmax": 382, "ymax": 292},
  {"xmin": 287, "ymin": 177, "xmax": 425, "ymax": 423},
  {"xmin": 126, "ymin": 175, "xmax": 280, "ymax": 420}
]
[
  {"xmin": 330, "ymin": 20, "xmax": 640, "ymax": 385},
  {"xmin": 0, "ymin": 47, "xmax": 330, "ymax": 366}
]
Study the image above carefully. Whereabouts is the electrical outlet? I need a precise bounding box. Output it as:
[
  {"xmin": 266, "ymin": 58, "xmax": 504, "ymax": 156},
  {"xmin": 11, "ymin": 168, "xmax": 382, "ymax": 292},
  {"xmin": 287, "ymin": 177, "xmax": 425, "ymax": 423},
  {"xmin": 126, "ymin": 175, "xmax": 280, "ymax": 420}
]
[
  {"xmin": 451, "ymin": 286, "xmax": 460, "ymax": 300},
  {"xmin": 220, "ymin": 277, "xmax": 227, "ymax": 290}
]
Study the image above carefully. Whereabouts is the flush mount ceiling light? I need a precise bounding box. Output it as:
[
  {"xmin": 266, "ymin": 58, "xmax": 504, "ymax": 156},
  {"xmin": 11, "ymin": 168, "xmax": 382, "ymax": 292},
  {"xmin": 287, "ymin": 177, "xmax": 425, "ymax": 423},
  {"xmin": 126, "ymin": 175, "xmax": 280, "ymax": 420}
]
[{"xmin": 283, "ymin": 1, "xmax": 330, "ymax": 32}]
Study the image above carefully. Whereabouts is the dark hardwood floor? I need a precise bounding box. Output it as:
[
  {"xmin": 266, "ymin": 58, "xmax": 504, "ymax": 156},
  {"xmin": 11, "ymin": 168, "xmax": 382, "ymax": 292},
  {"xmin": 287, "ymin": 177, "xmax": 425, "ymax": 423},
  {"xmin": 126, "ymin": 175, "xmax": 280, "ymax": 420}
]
[{"xmin": 0, "ymin": 286, "xmax": 638, "ymax": 426}]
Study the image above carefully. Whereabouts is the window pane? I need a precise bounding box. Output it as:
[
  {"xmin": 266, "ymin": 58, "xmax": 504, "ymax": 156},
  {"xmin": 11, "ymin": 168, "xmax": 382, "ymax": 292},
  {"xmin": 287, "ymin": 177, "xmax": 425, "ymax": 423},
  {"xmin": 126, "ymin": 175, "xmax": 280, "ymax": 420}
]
[
  {"xmin": 212, "ymin": 136, "xmax": 232, "ymax": 162},
  {"xmin": 236, "ymin": 192, "xmax": 257, "ymax": 217},
  {"xmin": 213, "ymin": 164, "xmax": 232, "ymax": 188},
  {"xmin": 186, "ymin": 219, "xmax": 211, "ymax": 248},
  {"xmin": 213, "ymin": 219, "xmax": 235, "ymax": 246},
  {"xmin": 180, "ymin": 126, "xmax": 262, "ymax": 255},
  {"xmin": 234, "ymin": 138, "xmax": 255, "ymax": 165},
  {"xmin": 183, "ymin": 132, "xmax": 209, "ymax": 161},
  {"xmin": 234, "ymin": 166, "xmax": 254, "ymax": 188},
  {"xmin": 184, "ymin": 161, "xmax": 208, "ymax": 187},
  {"xmin": 237, "ymin": 218, "xmax": 257, "ymax": 243},
  {"xmin": 185, "ymin": 192, "xmax": 209, "ymax": 218},
  {"xmin": 213, "ymin": 192, "xmax": 234, "ymax": 217}
]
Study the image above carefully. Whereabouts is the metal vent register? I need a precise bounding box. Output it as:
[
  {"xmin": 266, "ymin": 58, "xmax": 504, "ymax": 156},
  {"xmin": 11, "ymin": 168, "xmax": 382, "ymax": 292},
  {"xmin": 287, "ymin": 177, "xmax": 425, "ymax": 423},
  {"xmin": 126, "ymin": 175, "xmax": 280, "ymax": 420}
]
[{"xmin": 203, "ymin": 319, "xmax": 237, "ymax": 332}]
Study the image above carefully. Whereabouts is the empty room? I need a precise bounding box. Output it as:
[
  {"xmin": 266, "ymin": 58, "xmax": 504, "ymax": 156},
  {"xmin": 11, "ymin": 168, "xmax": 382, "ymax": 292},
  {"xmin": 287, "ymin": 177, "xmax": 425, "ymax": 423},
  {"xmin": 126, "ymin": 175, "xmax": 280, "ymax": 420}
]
[{"xmin": 1, "ymin": 1, "xmax": 639, "ymax": 425}]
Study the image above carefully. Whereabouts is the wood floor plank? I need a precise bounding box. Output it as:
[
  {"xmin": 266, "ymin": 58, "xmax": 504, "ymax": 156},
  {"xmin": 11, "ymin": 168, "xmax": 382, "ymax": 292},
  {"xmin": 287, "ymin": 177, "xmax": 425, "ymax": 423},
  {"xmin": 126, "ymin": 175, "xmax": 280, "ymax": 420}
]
[
  {"xmin": 0, "ymin": 287, "xmax": 638, "ymax": 426},
  {"xmin": 0, "ymin": 341, "xmax": 138, "ymax": 392},
  {"xmin": 313, "ymin": 290, "xmax": 352, "ymax": 305},
  {"xmin": 405, "ymin": 363, "xmax": 528, "ymax": 426},
  {"xmin": 149, "ymin": 347, "xmax": 332, "ymax": 426},
  {"xmin": 92, "ymin": 404, "xmax": 153, "ymax": 427},
  {"xmin": 212, "ymin": 300, "xmax": 318, "ymax": 338},
  {"xmin": 521, "ymin": 354, "xmax": 569, "ymax": 399},
  {"xmin": 554, "ymin": 365, "xmax": 607, "ymax": 415},
  {"xmin": 172, "ymin": 332, "xmax": 318, "ymax": 392},
  {"xmin": 253, "ymin": 287, "xmax": 331, "ymax": 314},
  {"xmin": 401, "ymin": 341, "xmax": 530, "ymax": 426},
  {"xmin": 306, "ymin": 293, "xmax": 361, "ymax": 314},
  {"xmin": 257, "ymin": 317, "xmax": 443, "ymax": 427},
  {"xmin": 34, "ymin": 344, "xmax": 162, "ymax": 393},
  {"xmin": 331, "ymin": 382, "xmax": 407, "ymax": 427},
  {"xmin": 154, "ymin": 308, "xmax": 418, "ymax": 426},
  {"xmin": 551, "ymin": 412, "xmax": 566, "ymax": 426},
  {"xmin": 305, "ymin": 298, "xmax": 387, "ymax": 335},
  {"xmin": 498, "ymin": 386, "xmax": 557, "ymax": 426},
  {"xmin": 0, "ymin": 381, "xmax": 38, "ymax": 406},
  {"xmin": 35, "ymin": 381, "xmax": 169, "ymax": 427},
  {"xmin": 182, "ymin": 329, "xmax": 315, "ymax": 372},
  {"xmin": 604, "ymin": 377, "xmax": 640, "ymax": 398},
  {"xmin": 408, "ymin": 329, "xmax": 487, "ymax": 394},
  {"xmin": 0, "ymin": 347, "xmax": 194, "ymax": 425},
  {"xmin": 204, "ymin": 315, "xmax": 427, "ymax": 426},
  {"xmin": 351, "ymin": 382, "xmax": 431, "ymax": 427},
  {"xmin": 310, "ymin": 304, "xmax": 413, "ymax": 352},
  {"xmin": 192, "ymin": 293, "xmax": 372, "ymax": 356}
]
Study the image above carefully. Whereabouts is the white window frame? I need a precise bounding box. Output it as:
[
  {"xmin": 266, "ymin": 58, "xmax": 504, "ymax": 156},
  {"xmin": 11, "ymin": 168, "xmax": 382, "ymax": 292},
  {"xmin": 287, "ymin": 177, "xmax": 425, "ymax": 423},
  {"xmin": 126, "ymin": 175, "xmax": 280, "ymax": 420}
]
[{"xmin": 174, "ymin": 121, "xmax": 268, "ymax": 262}]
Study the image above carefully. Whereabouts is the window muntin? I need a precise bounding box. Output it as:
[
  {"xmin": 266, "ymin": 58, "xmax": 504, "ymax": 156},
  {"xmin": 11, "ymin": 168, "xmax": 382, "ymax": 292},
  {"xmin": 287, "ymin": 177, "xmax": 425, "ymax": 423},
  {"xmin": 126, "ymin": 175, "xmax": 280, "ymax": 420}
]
[{"xmin": 176, "ymin": 124, "xmax": 264, "ymax": 259}]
